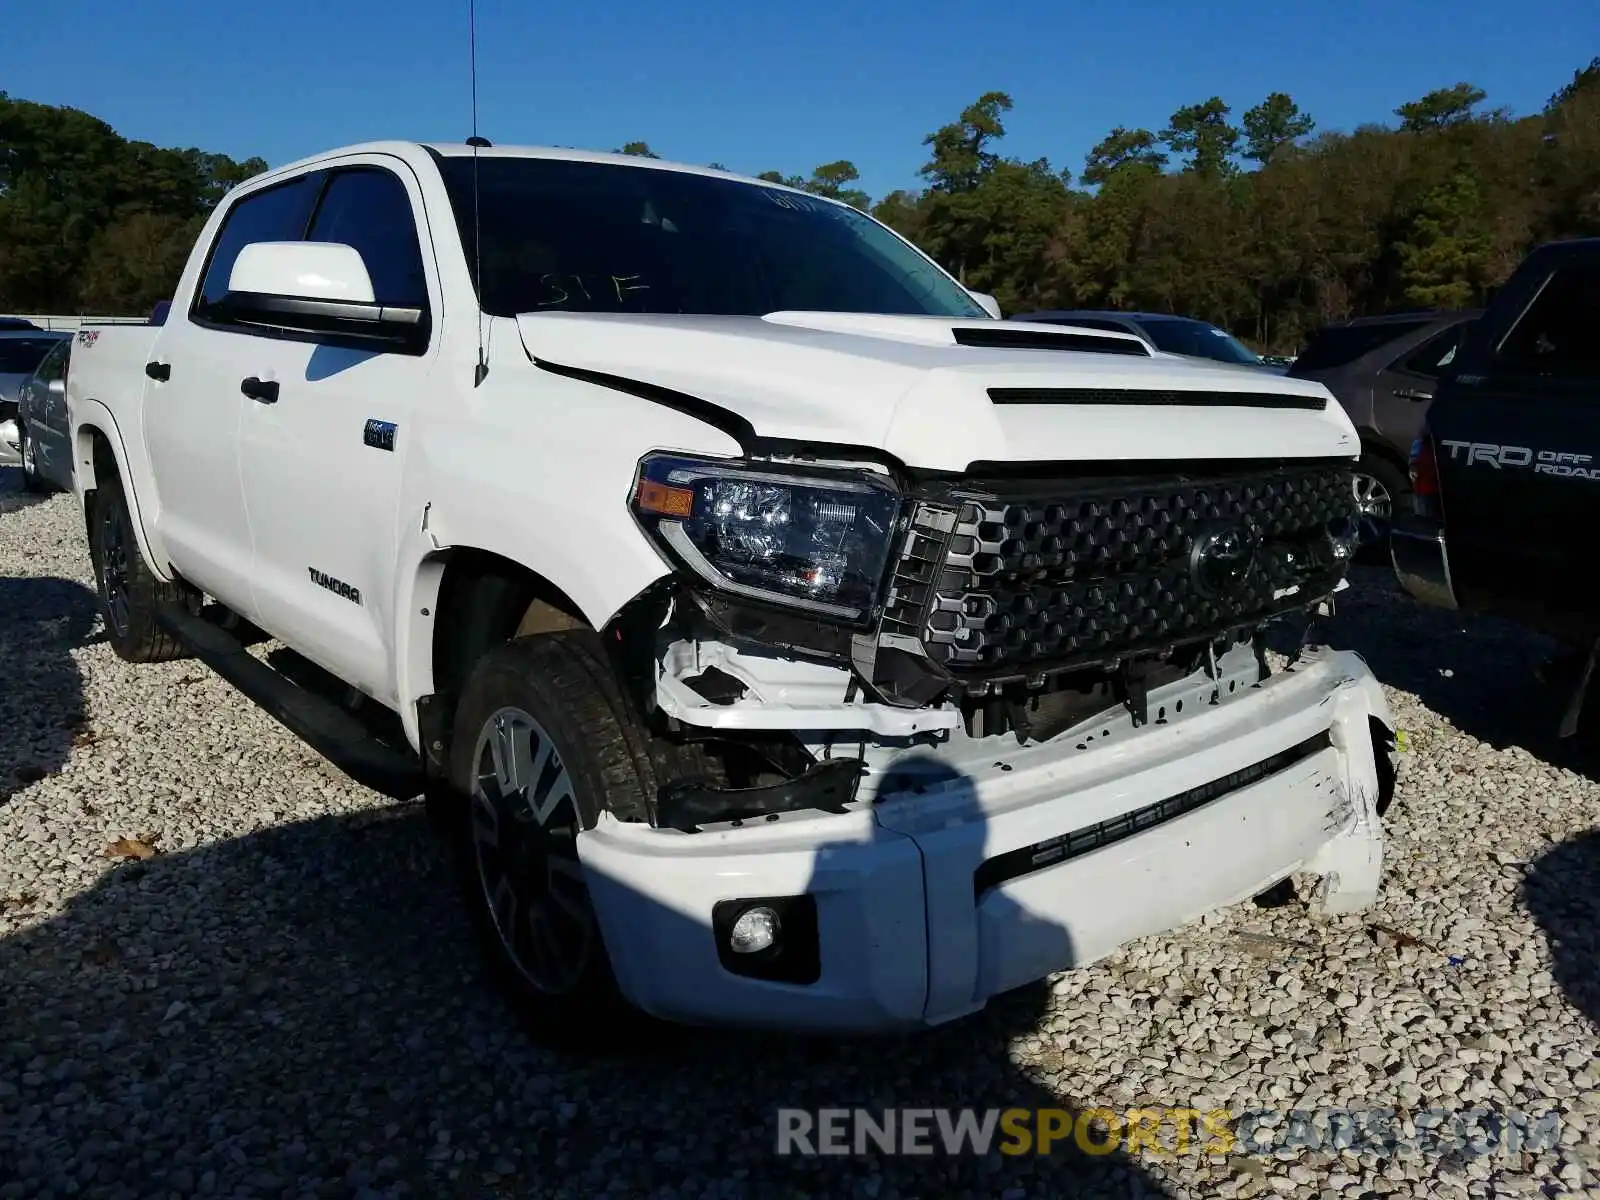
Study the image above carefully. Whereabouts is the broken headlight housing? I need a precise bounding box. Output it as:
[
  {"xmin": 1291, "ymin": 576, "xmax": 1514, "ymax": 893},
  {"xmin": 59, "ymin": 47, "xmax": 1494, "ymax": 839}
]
[{"xmin": 630, "ymin": 454, "xmax": 901, "ymax": 622}]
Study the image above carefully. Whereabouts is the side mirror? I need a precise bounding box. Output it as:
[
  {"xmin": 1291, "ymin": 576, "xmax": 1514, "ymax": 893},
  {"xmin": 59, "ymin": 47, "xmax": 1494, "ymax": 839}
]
[
  {"xmin": 217, "ymin": 241, "xmax": 426, "ymax": 351},
  {"xmin": 969, "ymin": 291, "xmax": 1003, "ymax": 320}
]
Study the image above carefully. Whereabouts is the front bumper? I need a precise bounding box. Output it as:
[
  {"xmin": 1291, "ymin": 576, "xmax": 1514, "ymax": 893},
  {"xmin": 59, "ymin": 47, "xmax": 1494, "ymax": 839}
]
[
  {"xmin": 1390, "ymin": 515, "xmax": 1457, "ymax": 610},
  {"xmin": 578, "ymin": 646, "xmax": 1394, "ymax": 1034}
]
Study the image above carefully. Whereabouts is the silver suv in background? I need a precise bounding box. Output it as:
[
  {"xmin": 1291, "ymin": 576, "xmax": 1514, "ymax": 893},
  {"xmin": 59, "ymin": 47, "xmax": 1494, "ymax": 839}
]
[
  {"xmin": 15, "ymin": 333, "xmax": 74, "ymax": 492},
  {"xmin": 0, "ymin": 330, "xmax": 70, "ymax": 473}
]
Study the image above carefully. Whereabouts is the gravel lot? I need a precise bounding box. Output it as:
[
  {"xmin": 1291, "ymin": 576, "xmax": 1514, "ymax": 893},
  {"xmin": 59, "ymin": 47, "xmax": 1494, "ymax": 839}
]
[{"xmin": 3, "ymin": 467, "xmax": 1598, "ymax": 1200}]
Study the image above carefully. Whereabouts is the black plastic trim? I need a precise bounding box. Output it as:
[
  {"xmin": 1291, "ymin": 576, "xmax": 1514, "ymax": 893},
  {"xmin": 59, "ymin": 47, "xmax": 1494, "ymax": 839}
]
[
  {"xmin": 973, "ymin": 730, "xmax": 1333, "ymax": 898},
  {"xmin": 910, "ymin": 454, "xmax": 1354, "ymax": 487},
  {"xmin": 954, "ymin": 327, "xmax": 1150, "ymax": 356},
  {"xmin": 213, "ymin": 291, "xmax": 430, "ymax": 355},
  {"xmin": 656, "ymin": 756, "xmax": 864, "ymax": 833},
  {"xmin": 688, "ymin": 591, "xmax": 858, "ymax": 664},
  {"xmin": 988, "ymin": 387, "xmax": 1328, "ymax": 410},
  {"xmin": 532, "ymin": 357, "xmax": 917, "ymax": 484},
  {"xmin": 533, "ymin": 356, "xmax": 757, "ymax": 447}
]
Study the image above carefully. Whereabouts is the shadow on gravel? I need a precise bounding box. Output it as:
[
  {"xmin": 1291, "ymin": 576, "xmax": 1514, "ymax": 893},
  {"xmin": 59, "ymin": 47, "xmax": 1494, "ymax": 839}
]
[
  {"xmin": 1268, "ymin": 564, "xmax": 1596, "ymax": 774},
  {"xmin": 0, "ymin": 465, "xmax": 54, "ymax": 517},
  {"xmin": 1522, "ymin": 831, "xmax": 1600, "ymax": 1029},
  {"xmin": 0, "ymin": 575, "xmax": 95, "ymax": 807},
  {"xmin": 0, "ymin": 798, "xmax": 1179, "ymax": 1198}
]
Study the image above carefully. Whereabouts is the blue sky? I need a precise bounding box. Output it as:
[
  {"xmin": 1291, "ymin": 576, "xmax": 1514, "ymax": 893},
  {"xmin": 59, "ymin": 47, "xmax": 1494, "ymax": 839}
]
[{"xmin": 5, "ymin": 0, "xmax": 1596, "ymax": 200}]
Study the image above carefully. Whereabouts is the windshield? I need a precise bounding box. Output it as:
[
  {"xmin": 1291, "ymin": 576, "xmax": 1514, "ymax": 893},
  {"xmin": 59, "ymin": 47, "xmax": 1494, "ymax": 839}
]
[
  {"xmin": 0, "ymin": 336, "xmax": 65, "ymax": 375},
  {"xmin": 1134, "ymin": 317, "xmax": 1262, "ymax": 365},
  {"xmin": 437, "ymin": 156, "xmax": 987, "ymax": 320}
]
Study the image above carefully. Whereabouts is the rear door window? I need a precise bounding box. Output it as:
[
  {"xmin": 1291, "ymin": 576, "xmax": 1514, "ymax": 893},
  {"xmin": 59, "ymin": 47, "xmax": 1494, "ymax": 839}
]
[
  {"xmin": 1290, "ymin": 320, "xmax": 1431, "ymax": 373},
  {"xmin": 0, "ymin": 337, "xmax": 63, "ymax": 374},
  {"xmin": 34, "ymin": 339, "xmax": 69, "ymax": 383},
  {"xmin": 1399, "ymin": 323, "xmax": 1473, "ymax": 377},
  {"xmin": 1496, "ymin": 264, "xmax": 1600, "ymax": 376}
]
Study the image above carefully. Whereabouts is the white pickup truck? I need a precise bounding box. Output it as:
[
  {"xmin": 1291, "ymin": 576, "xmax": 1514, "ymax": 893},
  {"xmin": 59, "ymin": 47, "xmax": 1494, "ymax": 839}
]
[{"xmin": 67, "ymin": 140, "xmax": 1396, "ymax": 1038}]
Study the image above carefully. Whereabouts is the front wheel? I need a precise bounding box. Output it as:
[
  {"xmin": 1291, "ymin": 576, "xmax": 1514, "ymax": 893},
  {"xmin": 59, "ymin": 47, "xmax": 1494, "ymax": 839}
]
[
  {"xmin": 1353, "ymin": 454, "xmax": 1410, "ymax": 558},
  {"xmin": 446, "ymin": 631, "xmax": 658, "ymax": 1040}
]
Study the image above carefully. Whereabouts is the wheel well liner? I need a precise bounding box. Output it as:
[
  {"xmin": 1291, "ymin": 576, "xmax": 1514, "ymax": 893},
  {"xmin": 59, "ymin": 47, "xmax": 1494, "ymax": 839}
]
[
  {"xmin": 429, "ymin": 549, "xmax": 590, "ymax": 707},
  {"xmin": 79, "ymin": 427, "xmax": 119, "ymax": 540},
  {"xmin": 1358, "ymin": 431, "xmax": 1409, "ymax": 478}
]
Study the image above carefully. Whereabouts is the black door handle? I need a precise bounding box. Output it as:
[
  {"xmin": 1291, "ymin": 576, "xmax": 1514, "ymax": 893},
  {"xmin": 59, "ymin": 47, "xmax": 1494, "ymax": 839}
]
[
  {"xmin": 144, "ymin": 361, "xmax": 170, "ymax": 382},
  {"xmin": 241, "ymin": 376, "xmax": 279, "ymax": 404},
  {"xmin": 1394, "ymin": 387, "xmax": 1433, "ymax": 402}
]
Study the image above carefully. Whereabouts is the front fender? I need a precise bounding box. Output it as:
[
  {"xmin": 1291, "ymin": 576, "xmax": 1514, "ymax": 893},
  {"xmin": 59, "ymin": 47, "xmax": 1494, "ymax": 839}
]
[
  {"xmin": 72, "ymin": 400, "xmax": 174, "ymax": 583},
  {"xmin": 388, "ymin": 362, "xmax": 744, "ymax": 747}
]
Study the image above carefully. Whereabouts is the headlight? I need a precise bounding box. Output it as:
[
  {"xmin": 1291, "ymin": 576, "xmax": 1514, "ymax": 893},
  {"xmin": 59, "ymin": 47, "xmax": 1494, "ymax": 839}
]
[{"xmin": 630, "ymin": 454, "xmax": 901, "ymax": 621}]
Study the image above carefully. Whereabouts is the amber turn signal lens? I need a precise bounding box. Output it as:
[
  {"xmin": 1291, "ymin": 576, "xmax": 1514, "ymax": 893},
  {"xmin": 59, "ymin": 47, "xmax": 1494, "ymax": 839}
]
[{"xmin": 636, "ymin": 479, "xmax": 696, "ymax": 518}]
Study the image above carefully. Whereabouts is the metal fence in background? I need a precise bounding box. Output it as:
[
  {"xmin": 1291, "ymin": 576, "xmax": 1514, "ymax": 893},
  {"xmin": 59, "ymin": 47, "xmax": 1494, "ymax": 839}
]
[{"xmin": 3, "ymin": 314, "xmax": 150, "ymax": 332}]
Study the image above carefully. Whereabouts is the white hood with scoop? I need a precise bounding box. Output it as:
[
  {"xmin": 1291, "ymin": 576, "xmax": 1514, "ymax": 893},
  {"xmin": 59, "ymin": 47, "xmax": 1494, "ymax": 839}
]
[{"xmin": 514, "ymin": 310, "xmax": 1359, "ymax": 473}]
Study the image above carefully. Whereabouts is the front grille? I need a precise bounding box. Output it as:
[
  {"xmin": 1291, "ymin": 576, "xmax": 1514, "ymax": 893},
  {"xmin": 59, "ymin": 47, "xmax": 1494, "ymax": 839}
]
[{"xmin": 881, "ymin": 460, "xmax": 1356, "ymax": 683}]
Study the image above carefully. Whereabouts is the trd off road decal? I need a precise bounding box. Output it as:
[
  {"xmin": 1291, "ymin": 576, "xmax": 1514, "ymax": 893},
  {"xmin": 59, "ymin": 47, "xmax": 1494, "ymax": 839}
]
[{"xmin": 1438, "ymin": 441, "xmax": 1600, "ymax": 480}]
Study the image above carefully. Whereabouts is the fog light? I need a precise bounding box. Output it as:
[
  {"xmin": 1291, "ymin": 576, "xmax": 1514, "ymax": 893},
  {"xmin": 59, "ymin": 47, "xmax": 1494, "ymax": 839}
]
[{"xmin": 728, "ymin": 906, "xmax": 780, "ymax": 954}]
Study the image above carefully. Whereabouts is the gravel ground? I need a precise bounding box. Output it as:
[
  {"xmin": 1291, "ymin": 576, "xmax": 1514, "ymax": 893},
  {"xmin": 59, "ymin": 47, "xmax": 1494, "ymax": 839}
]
[{"xmin": 2, "ymin": 466, "xmax": 1598, "ymax": 1200}]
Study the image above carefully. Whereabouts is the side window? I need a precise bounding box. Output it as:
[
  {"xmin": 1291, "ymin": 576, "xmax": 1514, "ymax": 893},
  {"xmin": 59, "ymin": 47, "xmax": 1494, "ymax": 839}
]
[
  {"xmin": 305, "ymin": 169, "xmax": 428, "ymax": 309},
  {"xmin": 1498, "ymin": 265, "xmax": 1600, "ymax": 375},
  {"xmin": 1400, "ymin": 324, "xmax": 1470, "ymax": 377},
  {"xmin": 37, "ymin": 340, "xmax": 69, "ymax": 383},
  {"xmin": 193, "ymin": 175, "xmax": 322, "ymax": 316}
]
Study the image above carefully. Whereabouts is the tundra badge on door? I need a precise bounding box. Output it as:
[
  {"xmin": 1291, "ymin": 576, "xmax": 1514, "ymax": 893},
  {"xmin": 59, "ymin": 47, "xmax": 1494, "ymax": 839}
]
[{"xmin": 309, "ymin": 567, "xmax": 362, "ymax": 605}]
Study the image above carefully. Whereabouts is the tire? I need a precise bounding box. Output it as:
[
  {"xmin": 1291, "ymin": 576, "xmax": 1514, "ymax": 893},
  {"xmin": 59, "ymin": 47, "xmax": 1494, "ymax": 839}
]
[
  {"xmin": 445, "ymin": 630, "xmax": 659, "ymax": 1042},
  {"xmin": 1353, "ymin": 453, "xmax": 1409, "ymax": 559},
  {"xmin": 18, "ymin": 419, "xmax": 48, "ymax": 494},
  {"xmin": 87, "ymin": 470, "xmax": 188, "ymax": 663}
]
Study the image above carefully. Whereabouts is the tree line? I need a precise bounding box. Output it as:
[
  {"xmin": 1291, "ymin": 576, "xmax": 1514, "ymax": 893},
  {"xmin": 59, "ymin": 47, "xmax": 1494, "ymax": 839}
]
[
  {"xmin": 0, "ymin": 92, "xmax": 268, "ymax": 315},
  {"xmin": 630, "ymin": 60, "xmax": 1600, "ymax": 350},
  {"xmin": 5, "ymin": 62, "xmax": 1597, "ymax": 350}
]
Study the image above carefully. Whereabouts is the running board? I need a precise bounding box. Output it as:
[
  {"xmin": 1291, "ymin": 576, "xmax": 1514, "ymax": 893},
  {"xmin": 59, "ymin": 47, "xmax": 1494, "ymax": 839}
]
[{"xmin": 155, "ymin": 604, "xmax": 424, "ymax": 800}]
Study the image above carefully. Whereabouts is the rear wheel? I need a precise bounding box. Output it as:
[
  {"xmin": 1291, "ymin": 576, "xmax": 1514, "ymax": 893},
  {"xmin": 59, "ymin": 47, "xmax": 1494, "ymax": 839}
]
[
  {"xmin": 446, "ymin": 631, "xmax": 658, "ymax": 1041},
  {"xmin": 88, "ymin": 470, "xmax": 187, "ymax": 662},
  {"xmin": 18, "ymin": 420, "xmax": 48, "ymax": 493}
]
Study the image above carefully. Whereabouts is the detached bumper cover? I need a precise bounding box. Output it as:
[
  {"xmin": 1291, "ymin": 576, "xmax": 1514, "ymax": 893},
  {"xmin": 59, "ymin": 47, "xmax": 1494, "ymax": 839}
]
[
  {"xmin": 579, "ymin": 647, "xmax": 1393, "ymax": 1034},
  {"xmin": 1391, "ymin": 516, "xmax": 1457, "ymax": 610}
]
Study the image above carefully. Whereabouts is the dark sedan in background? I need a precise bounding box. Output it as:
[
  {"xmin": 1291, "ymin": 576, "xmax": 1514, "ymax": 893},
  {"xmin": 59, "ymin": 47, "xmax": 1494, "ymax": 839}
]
[
  {"xmin": 1288, "ymin": 310, "xmax": 1479, "ymax": 547},
  {"xmin": 1009, "ymin": 309, "xmax": 1274, "ymax": 369}
]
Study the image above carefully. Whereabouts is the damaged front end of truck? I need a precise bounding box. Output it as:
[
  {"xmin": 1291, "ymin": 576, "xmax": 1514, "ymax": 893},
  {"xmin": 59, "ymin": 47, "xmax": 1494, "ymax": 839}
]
[{"xmin": 604, "ymin": 447, "xmax": 1398, "ymax": 835}]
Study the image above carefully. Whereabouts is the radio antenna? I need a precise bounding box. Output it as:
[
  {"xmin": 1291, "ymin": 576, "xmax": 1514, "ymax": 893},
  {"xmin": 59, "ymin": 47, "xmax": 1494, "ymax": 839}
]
[{"xmin": 468, "ymin": 0, "xmax": 489, "ymax": 386}]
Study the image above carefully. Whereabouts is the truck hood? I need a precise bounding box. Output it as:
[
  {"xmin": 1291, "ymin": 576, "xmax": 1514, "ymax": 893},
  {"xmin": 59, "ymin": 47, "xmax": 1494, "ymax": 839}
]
[{"xmin": 514, "ymin": 311, "xmax": 1358, "ymax": 472}]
